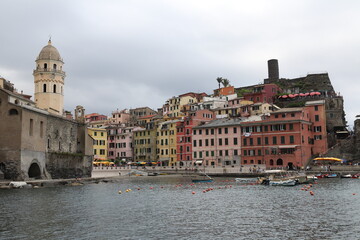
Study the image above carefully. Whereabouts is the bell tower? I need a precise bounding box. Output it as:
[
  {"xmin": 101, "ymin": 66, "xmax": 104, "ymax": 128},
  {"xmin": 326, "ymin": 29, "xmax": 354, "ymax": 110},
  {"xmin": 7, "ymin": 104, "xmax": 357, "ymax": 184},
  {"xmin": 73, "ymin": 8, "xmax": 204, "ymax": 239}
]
[{"xmin": 33, "ymin": 39, "xmax": 65, "ymax": 115}]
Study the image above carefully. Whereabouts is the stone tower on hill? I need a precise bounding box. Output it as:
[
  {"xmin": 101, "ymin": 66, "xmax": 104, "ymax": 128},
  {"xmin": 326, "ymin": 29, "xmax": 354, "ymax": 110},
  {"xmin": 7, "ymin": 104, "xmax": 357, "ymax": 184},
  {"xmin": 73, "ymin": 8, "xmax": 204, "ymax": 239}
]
[
  {"xmin": 33, "ymin": 40, "xmax": 65, "ymax": 116},
  {"xmin": 266, "ymin": 59, "xmax": 347, "ymax": 147}
]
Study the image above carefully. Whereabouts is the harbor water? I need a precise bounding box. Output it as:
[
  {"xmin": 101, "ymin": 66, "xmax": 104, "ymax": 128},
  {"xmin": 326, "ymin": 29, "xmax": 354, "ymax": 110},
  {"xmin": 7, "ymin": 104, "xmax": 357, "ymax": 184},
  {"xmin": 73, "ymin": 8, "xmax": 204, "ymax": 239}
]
[{"xmin": 1, "ymin": 176, "xmax": 360, "ymax": 240}]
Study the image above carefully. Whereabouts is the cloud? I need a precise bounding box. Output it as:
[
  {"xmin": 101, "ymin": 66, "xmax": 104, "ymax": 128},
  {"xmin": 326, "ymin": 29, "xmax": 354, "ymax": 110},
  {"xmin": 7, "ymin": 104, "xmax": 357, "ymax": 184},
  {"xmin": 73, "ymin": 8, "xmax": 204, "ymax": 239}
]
[{"xmin": 1, "ymin": 0, "xmax": 360, "ymax": 125}]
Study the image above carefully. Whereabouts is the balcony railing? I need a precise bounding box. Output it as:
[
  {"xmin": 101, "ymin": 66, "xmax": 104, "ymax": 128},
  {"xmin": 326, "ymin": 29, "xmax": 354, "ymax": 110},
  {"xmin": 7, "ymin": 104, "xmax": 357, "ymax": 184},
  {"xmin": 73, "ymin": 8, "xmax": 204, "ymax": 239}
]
[{"xmin": 33, "ymin": 68, "xmax": 65, "ymax": 75}]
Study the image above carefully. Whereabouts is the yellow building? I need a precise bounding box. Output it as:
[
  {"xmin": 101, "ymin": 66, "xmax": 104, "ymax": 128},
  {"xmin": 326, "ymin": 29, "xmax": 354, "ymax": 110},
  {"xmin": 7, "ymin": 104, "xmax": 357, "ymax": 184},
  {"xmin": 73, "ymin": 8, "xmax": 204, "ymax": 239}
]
[
  {"xmin": 88, "ymin": 127, "xmax": 108, "ymax": 161},
  {"xmin": 164, "ymin": 92, "xmax": 205, "ymax": 119},
  {"xmin": 156, "ymin": 119, "xmax": 179, "ymax": 166}
]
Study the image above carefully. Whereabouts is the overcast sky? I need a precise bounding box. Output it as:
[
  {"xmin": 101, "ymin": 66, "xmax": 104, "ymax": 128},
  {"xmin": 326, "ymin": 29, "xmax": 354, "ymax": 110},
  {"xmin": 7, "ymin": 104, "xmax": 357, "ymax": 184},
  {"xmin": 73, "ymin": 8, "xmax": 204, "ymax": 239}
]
[{"xmin": 0, "ymin": 0, "xmax": 359, "ymax": 126}]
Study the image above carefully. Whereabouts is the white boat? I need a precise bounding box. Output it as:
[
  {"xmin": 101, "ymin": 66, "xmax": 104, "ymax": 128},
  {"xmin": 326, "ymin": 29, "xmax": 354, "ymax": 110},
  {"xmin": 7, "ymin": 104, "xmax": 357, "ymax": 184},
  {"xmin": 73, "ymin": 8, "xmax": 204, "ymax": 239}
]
[
  {"xmin": 235, "ymin": 178, "xmax": 258, "ymax": 183},
  {"xmin": 269, "ymin": 179, "xmax": 297, "ymax": 186},
  {"xmin": 341, "ymin": 174, "xmax": 352, "ymax": 178}
]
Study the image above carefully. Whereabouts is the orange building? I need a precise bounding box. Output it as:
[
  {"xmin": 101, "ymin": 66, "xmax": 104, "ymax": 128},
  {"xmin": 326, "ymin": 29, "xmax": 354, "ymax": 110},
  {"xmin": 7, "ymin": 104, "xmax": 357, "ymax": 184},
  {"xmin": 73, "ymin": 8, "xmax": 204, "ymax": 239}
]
[{"xmin": 240, "ymin": 100, "xmax": 327, "ymax": 169}]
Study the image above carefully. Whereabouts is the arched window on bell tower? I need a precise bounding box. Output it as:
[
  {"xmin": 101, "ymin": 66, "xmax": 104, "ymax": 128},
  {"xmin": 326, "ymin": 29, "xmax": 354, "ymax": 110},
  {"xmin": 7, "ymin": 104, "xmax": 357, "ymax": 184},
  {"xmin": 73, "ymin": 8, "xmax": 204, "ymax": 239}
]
[
  {"xmin": 43, "ymin": 84, "xmax": 47, "ymax": 92},
  {"xmin": 53, "ymin": 64, "xmax": 57, "ymax": 70},
  {"xmin": 44, "ymin": 63, "xmax": 47, "ymax": 70},
  {"xmin": 53, "ymin": 84, "xmax": 56, "ymax": 93}
]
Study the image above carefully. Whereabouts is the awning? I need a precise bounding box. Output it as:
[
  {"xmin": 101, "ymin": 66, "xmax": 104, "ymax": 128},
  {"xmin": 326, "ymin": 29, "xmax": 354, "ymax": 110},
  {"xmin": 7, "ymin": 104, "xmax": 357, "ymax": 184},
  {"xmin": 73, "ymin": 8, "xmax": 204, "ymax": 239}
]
[
  {"xmin": 278, "ymin": 145, "xmax": 298, "ymax": 149},
  {"xmin": 195, "ymin": 160, "xmax": 203, "ymax": 164},
  {"xmin": 313, "ymin": 157, "xmax": 344, "ymax": 162}
]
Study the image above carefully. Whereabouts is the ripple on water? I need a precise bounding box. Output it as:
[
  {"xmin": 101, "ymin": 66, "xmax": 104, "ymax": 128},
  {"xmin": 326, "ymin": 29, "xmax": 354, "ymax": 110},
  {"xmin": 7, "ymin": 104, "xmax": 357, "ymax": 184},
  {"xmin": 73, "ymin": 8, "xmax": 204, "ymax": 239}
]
[{"xmin": 1, "ymin": 177, "xmax": 360, "ymax": 240}]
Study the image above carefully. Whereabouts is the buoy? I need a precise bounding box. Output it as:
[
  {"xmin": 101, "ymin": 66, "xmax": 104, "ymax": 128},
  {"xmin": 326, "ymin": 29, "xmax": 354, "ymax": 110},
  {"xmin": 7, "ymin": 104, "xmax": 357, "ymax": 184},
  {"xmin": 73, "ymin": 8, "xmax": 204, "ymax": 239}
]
[
  {"xmin": 150, "ymin": 187, "xmax": 153, "ymax": 189},
  {"xmin": 160, "ymin": 186, "xmax": 164, "ymax": 188},
  {"xmin": 353, "ymin": 193, "xmax": 356, "ymax": 195},
  {"xmin": 192, "ymin": 191, "xmax": 196, "ymax": 194},
  {"xmin": 118, "ymin": 190, "xmax": 122, "ymax": 194},
  {"xmin": 137, "ymin": 188, "xmax": 141, "ymax": 190},
  {"xmin": 310, "ymin": 191, "xmax": 314, "ymax": 196},
  {"xmin": 203, "ymin": 190, "xmax": 206, "ymax": 193},
  {"xmin": 301, "ymin": 188, "xmax": 305, "ymax": 191}
]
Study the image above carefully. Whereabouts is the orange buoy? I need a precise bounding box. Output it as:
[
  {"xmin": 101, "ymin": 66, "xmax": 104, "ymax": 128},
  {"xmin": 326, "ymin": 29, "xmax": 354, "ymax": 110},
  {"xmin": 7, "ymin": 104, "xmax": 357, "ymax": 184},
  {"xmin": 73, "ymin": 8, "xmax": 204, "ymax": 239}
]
[
  {"xmin": 192, "ymin": 191, "xmax": 196, "ymax": 194},
  {"xmin": 150, "ymin": 187, "xmax": 153, "ymax": 189},
  {"xmin": 353, "ymin": 193, "xmax": 356, "ymax": 195},
  {"xmin": 310, "ymin": 191, "xmax": 314, "ymax": 196}
]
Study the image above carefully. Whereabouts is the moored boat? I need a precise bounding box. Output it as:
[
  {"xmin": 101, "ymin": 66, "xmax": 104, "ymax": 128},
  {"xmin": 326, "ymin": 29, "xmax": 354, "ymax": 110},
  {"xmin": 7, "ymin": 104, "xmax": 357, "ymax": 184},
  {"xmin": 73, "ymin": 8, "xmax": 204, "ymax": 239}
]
[
  {"xmin": 269, "ymin": 179, "xmax": 297, "ymax": 186},
  {"xmin": 325, "ymin": 173, "xmax": 338, "ymax": 178},
  {"xmin": 340, "ymin": 174, "xmax": 352, "ymax": 178}
]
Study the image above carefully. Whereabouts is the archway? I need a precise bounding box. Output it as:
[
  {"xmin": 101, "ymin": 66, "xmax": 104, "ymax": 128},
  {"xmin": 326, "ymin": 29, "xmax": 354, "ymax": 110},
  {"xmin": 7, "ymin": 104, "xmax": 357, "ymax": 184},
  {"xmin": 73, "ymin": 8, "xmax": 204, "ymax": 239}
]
[
  {"xmin": 276, "ymin": 158, "xmax": 283, "ymax": 166},
  {"xmin": 28, "ymin": 163, "xmax": 41, "ymax": 179},
  {"xmin": 288, "ymin": 162, "xmax": 294, "ymax": 170}
]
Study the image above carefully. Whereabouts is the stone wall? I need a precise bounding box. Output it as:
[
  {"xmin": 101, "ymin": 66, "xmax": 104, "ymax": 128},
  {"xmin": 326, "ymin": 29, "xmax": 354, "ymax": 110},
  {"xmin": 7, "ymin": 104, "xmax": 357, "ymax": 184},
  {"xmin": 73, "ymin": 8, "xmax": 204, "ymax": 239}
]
[{"xmin": 46, "ymin": 152, "xmax": 92, "ymax": 179}]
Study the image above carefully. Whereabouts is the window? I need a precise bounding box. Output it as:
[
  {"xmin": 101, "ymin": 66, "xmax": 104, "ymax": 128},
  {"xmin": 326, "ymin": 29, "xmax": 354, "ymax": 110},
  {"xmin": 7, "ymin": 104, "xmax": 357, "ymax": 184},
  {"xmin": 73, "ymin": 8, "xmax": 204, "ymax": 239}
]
[
  {"xmin": 205, "ymin": 139, "xmax": 209, "ymax": 146},
  {"xmin": 43, "ymin": 84, "xmax": 47, "ymax": 92},
  {"xmin": 233, "ymin": 127, "xmax": 237, "ymax": 134},
  {"xmin": 219, "ymin": 150, "xmax": 223, "ymax": 156},
  {"xmin": 243, "ymin": 138, "xmax": 247, "ymax": 146},
  {"xmin": 53, "ymin": 84, "xmax": 56, "ymax": 93},
  {"xmin": 314, "ymin": 126, "xmax": 322, "ymax": 132},
  {"xmin": 206, "ymin": 129, "xmax": 209, "ymax": 135},
  {"xmin": 211, "ymin": 139, "xmax": 214, "ymax": 146},
  {"xmin": 257, "ymin": 137, "xmax": 261, "ymax": 145},
  {"xmin": 225, "ymin": 150, "xmax": 229, "ymax": 156},
  {"xmin": 199, "ymin": 140, "xmax": 202, "ymax": 147},
  {"xmin": 244, "ymin": 150, "xmax": 247, "ymax": 156},
  {"xmin": 224, "ymin": 128, "xmax": 228, "ymax": 134},
  {"xmin": 290, "ymin": 135, "xmax": 294, "ymax": 144},
  {"xmin": 234, "ymin": 138, "xmax": 238, "ymax": 145},
  {"xmin": 315, "ymin": 115, "xmax": 319, "ymax": 122},
  {"xmin": 211, "ymin": 129, "xmax": 214, "ymax": 135},
  {"xmin": 225, "ymin": 138, "xmax": 228, "ymax": 145},
  {"xmin": 193, "ymin": 140, "xmax": 197, "ymax": 147},
  {"xmin": 9, "ymin": 109, "xmax": 18, "ymax": 115},
  {"xmin": 94, "ymin": 149, "xmax": 97, "ymax": 155},
  {"xmin": 258, "ymin": 149, "xmax": 262, "ymax": 156},
  {"xmin": 315, "ymin": 105, "xmax": 318, "ymax": 111},
  {"xmin": 29, "ymin": 119, "xmax": 33, "ymax": 136},
  {"xmin": 249, "ymin": 138, "xmax": 253, "ymax": 146},
  {"xmin": 265, "ymin": 137, "xmax": 269, "ymax": 145},
  {"xmin": 218, "ymin": 128, "xmax": 222, "ymax": 134},
  {"xmin": 281, "ymin": 136, "xmax": 285, "ymax": 144},
  {"xmin": 193, "ymin": 130, "xmax": 196, "ymax": 135},
  {"xmin": 219, "ymin": 139, "xmax": 222, "ymax": 146},
  {"xmin": 273, "ymin": 136, "xmax": 277, "ymax": 144},
  {"xmin": 40, "ymin": 121, "xmax": 44, "ymax": 137},
  {"xmin": 289, "ymin": 123, "xmax": 293, "ymax": 130}
]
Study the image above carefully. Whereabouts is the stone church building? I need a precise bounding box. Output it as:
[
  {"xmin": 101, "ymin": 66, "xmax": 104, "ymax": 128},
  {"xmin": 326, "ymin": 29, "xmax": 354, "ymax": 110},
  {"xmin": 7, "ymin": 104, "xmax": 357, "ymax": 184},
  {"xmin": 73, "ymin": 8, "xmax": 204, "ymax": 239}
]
[{"xmin": 0, "ymin": 40, "xmax": 93, "ymax": 180}]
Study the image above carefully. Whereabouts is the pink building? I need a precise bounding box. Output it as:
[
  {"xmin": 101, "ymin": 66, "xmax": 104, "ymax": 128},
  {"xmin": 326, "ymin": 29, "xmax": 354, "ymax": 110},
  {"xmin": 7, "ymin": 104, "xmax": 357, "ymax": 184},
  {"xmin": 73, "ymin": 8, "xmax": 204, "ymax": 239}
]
[
  {"xmin": 107, "ymin": 125, "xmax": 136, "ymax": 162},
  {"xmin": 240, "ymin": 100, "xmax": 327, "ymax": 169},
  {"xmin": 85, "ymin": 113, "xmax": 107, "ymax": 123},
  {"xmin": 176, "ymin": 109, "xmax": 214, "ymax": 167},
  {"xmin": 109, "ymin": 109, "xmax": 130, "ymax": 125},
  {"xmin": 192, "ymin": 118, "xmax": 242, "ymax": 167},
  {"xmin": 241, "ymin": 83, "xmax": 281, "ymax": 104}
]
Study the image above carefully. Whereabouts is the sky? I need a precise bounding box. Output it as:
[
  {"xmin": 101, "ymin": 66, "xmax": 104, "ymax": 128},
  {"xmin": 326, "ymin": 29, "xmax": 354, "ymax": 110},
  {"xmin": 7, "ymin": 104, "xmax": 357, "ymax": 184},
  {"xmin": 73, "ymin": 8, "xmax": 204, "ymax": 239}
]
[{"xmin": 0, "ymin": 0, "xmax": 359, "ymax": 126}]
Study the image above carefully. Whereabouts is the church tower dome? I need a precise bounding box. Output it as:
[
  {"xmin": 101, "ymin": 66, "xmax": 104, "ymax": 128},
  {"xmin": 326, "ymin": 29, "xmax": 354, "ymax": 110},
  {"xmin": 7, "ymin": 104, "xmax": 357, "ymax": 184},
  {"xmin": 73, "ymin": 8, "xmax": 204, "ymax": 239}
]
[{"xmin": 33, "ymin": 40, "xmax": 65, "ymax": 115}]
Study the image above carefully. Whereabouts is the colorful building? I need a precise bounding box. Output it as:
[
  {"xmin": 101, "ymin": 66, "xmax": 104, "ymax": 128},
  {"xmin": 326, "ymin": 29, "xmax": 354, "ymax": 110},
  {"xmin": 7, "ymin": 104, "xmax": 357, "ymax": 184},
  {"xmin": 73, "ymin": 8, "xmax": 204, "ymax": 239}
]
[
  {"xmin": 107, "ymin": 125, "xmax": 135, "ymax": 163},
  {"xmin": 176, "ymin": 109, "xmax": 215, "ymax": 167},
  {"xmin": 156, "ymin": 119, "xmax": 180, "ymax": 166},
  {"xmin": 133, "ymin": 121, "xmax": 157, "ymax": 164},
  {"xmin": 88, "ymin": 127, "xmax": 108, "ymax": 161},
  {"xmin": 240, "ymin": 100, "xmax": 327, "ymax": 169},
  {"xmin": 192, "ymin": 118, "xmax": 243, "ymax": 167}
]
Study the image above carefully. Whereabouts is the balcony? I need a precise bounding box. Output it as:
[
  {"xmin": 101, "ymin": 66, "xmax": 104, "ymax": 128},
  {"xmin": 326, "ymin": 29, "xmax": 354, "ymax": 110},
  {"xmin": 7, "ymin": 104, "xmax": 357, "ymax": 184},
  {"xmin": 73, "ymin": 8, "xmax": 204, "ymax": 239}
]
[{"xmin": 33, "ymin": 68, "xmax": 66, "ymax": 75}]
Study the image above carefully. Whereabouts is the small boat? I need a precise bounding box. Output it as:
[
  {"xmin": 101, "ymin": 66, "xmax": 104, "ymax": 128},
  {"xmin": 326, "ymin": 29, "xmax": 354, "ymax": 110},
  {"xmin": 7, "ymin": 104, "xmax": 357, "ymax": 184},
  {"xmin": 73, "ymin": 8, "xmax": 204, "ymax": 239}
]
[
  {"xmin": 235, "ymin": 178, "xmax": 258, "ymax": 183},
  {"xmin": 340, "ymin": 174, "xmax": 352, "ymax": 178},
  {"xmin": 352, "ymin": 174, "xmax": 360, "ymax": 179},
  {"xmin": 315, "ymin": 173, "xmax": 325, "ymax": 178},
  {"xmin": 325, "ymin": 173, "xmax": 338, "ymax": 178},
  {"xmin": 269, "ymin": 179, "xmax": 297, "ymax": 186},
  {"xmin": 191, "ymin": 171, "xmax": 213, "ymax": 183}
]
